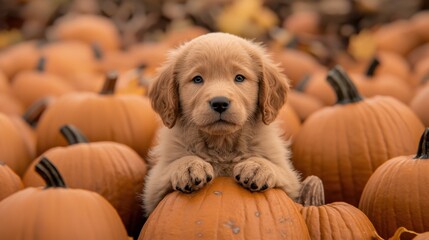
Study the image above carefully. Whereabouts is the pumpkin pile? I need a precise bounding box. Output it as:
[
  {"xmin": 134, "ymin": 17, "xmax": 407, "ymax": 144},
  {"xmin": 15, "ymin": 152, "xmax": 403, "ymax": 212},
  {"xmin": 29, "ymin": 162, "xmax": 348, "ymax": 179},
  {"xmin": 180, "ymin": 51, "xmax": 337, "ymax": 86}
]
[{"xmin": 1, "ymin": 1, "xmax": 429, "ymax": 239}]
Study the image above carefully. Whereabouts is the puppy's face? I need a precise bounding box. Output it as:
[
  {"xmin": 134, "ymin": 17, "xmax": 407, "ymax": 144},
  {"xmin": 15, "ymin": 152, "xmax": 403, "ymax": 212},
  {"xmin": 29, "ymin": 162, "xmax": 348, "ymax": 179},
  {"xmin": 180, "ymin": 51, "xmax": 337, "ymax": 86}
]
[{"xmin": 149, "ymin": 33, "xmax": 289, "ymax": 135}]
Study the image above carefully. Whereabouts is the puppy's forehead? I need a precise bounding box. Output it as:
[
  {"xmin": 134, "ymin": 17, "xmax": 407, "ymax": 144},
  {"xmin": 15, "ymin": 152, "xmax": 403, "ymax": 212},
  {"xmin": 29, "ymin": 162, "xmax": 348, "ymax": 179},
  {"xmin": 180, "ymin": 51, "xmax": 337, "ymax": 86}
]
[{"xmin": 180, "ymin": 33, "xmax": 259, "ymax": 66}]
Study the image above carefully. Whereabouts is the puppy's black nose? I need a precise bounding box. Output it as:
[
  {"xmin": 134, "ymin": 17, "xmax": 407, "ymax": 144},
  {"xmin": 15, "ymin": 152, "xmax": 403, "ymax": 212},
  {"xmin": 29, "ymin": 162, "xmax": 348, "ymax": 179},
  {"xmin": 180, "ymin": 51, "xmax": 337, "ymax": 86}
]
[{"xmin": 210, "ymin": 96, "xmax": 230, "ymax": 113}]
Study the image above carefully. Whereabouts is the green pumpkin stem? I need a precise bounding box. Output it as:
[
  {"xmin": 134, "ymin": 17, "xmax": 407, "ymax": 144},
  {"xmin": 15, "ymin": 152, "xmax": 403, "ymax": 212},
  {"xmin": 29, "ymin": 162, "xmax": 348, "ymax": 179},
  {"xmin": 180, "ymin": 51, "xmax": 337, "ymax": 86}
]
[
  {"xmin": 365, "ymin": 57, "xmax": 380, "ymax": 77},
  {"xmin": 415, "ymin": 128, "xmax": 429, "ymax": 159},
  {"xmin": 100, "ymin": 71, "xmax": 118, "ymax": 95},
  {"xmin": 22, "ymin": 97, "xmax": 50, "ymax": 127},
  {"xmin": 297, "ymin": 175, "xmax": 325, "ymax": 206},
  {"xmin": 36, "ymin": 56, "xmax": 46, "ymax": 72},
  {"xmin": 60, "ymin": 125, "xmax": 89, "ymax": 145},
  {"xmin": 327, "ymin": 65, "xmax": 363, "ymax": 104},
  {"xmin": 35, "ymin": 157, "xmax": 67, "ymax": 188}
]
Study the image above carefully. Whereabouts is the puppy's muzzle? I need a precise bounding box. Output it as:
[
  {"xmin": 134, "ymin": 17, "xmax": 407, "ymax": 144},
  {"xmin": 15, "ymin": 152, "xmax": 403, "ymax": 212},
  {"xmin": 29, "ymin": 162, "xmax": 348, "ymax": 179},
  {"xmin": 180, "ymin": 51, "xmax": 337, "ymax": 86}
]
[{"xmin": 210, "ymin": 96, "xmax": 230, "ymax": 113}]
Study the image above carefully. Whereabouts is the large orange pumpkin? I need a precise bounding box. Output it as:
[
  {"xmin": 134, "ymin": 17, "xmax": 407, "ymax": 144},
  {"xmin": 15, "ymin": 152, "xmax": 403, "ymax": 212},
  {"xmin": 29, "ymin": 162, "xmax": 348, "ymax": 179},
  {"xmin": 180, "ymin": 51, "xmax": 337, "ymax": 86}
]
[
  {"xmin": 359, "ymin": 128, "xmax": 429, "ymax": 239},
  {"xmin": 36, "ymin": 72, "xmax": 159, "ymax": 158},
  {"xmin": 0, "ymin": 157, "xmax": 128, "ymax": 240},
  {"xmin": 0, "ymin": 161, "xmax": 23, "ymax": 202},
  {"xmin": 139, "ymin": 177, "xmax": 311, "ymax": 240},
  {"xmin": 297, "ymin": 176, "xmax": 381, "ymax": 240},
  {"xmin": 25, "ymin": 124, "xmax": 147, "ymax": 238},
  {"xmin": 410, "ymin": 83, "xmax": 429, "ymax": 127},
  {"xmin": 292, "ymin": 66, "xmax": 424, "ymax": 206}
]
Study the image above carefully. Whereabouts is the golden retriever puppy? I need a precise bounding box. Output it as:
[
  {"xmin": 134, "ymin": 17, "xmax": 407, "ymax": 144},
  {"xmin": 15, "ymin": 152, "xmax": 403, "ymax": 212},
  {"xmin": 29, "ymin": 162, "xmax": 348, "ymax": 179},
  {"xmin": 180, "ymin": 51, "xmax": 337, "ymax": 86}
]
[{"xmin": 143, "ymin": 32, "xmax": 301, "ymax": 215}]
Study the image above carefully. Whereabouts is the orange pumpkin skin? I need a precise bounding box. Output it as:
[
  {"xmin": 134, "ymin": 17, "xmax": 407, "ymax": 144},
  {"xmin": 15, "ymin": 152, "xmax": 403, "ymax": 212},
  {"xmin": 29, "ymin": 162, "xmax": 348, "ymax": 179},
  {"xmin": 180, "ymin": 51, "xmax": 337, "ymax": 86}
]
[
  {"xmin": 301, "ymin": 202, "xmax": 380, "ymax": 240},
  {"xmin": 0, "ymin": 94, "xmax": 25, "ymax": 116},
  {"xmin": 276, "ymin": 104, "xmax": 301, "ymax": 139},
  {"xmin": 139, "ymin": 177, "xmax": 310, "ymax": 240},
  {"xmin": 0, "ymin": 159, "xmax": 128, "ymax": 240},
  {"xmin": 359, "ymin": 129, "xmax": 429, "ymax": 239},
  {"xmin": 25, "ymin": 125, "xmax": 147, "ymax": 238},
  {"xmin": 48, "ymin": 14, "xmax": 120, "ymax": 52},
  {"xmin": 0, "ymin": 162, "xmax": 23, "ymax": 202},
  {"xmin": 287, "ymin": 90, "xmax": 324, "ymax": 122},
  {"xmin": 0, "ymin": 40, "xmax": 40, "ymax": 78},
  {"xmin": 0, "ymin": 113, "xmax": 35, "ymax": 176},
  {"xmin": 292, "ymin": 67, "xmax": 424, "ymax": 206},
  {"xmin": 11, "ymin": 61, "xmax": 74, "ymax": 108},
  {"xmin": 36, "ymin": 75, "xmax": 158, "ymax": 158},
  {"xmin": 410, "ymin": 84, "xmax": 429, "ymax": 127}
]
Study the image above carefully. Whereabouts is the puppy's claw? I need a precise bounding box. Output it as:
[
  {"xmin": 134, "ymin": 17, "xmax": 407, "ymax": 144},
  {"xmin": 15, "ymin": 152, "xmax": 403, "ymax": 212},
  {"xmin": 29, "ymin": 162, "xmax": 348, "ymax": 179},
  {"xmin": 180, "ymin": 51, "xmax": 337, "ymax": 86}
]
[
  {"xmin": 235, "ymin": 175, "xmax": 240, "ymax": 181},
  {"xmin": 206, "ymin": 175, "xmax": 213, "ymax": 182},
  {"xmin": 184, "ymin": 185, "xmax": 193, "ymax": 192},
  {"xmin": 243, "ymin": 178, "xmax": 249, "ymax": 184},
  {"xmin": 260, "ymin": 184, "xmax": 268, "ymax": 191},
  {"xmin": 250, "ymin": 182, "xmax": 258, "ymax": 190},
  {"xmin": 194, "ymin": 178, "xmax": 201, "ymax": 186}
]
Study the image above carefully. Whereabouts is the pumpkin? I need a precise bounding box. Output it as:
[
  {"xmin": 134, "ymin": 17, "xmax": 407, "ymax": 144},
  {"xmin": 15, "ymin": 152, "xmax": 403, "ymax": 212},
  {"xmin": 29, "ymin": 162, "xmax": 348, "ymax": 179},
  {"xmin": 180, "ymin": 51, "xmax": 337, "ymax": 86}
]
[
  {"xmin": 276, "ymin": 104, "xmax": 301, "ymax": 139},
  {"xmin": 374, "ymin": 20, "xmax": 422, "ymax": 56},
  {"xmin": 0, "ymin": 70, "xmax": 11, "ymax": 94},
  {"xmin": 11, "ymin": 57, "xmax": 74, "ymax": 108},
  {"xmin": 292, "ymin": 66, "xmax": 424, "ymax": 206},
  {"xmin": 413, "ymin": 57, "xmax": 429, "ymax": 87},
  {"xmin": 139, "ymin": 177, "xmax": 310, "ymax": 240},
  {"xmin": 0, "ymin": 40, "xmax": 40, "ymax": 78},
  {"xmin": 0, "ymin": 161, "xmax": 23, "ymax": 202},
  {"xmin": 283, "ymin": 10, "xmax": 321, "ymax": 37},
  {"xmin": 272, "ymin": 48, "xmax": 325, "ymax": 87},
  {"xmin": 163, "ymin": 25, "xmax": 209, "ymax": 48},
  {"xmin": 25, "ymin": 124, "xmax": 147, "ymax": 238},
  {"xmin": 40, "ymin": 41, "xmax": 99, "ymax": 79},
  {"xmin": 48, "ymin": 14, "xmax": 121, "ymax": 52},
  {"xmin": 0, "ymin": 157, "xmax": 129, "ymax": 240},
  {"xmin": 297, "ymin": 176, "xmax": 382, "ymax": 240},
  {"xmin": 0, "ymin": 94, "xmax": 25, "ymax": 116},
  {"xmin": 359, "ymin": 128, "xmax": 429, "ymax": 239},
  {"xmin": 410, "ymin": 83, "xmax": 429, "ymax": 127},
  {"xmin": 0, "ymin": 113, "xmax": 35, "ymax": 176},
  {"xmin": 410, "ymin": 11, "xmax": 429, "ymax": 42},
  {"xmin": 36, "ymin": 72, "xmax": 159, "ymax": 158},
  {"xmin": 287, "ymin": 90, "xmax": 324, "ymax": 122}
]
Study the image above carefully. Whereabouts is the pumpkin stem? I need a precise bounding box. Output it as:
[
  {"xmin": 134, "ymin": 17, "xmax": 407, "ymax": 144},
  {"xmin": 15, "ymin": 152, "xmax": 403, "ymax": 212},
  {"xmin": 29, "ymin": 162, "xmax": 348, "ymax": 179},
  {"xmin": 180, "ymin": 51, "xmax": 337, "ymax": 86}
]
[
  {"xmin": 294, "ymin": 74, "xmax": 311, "ymax": 92},
  {"xmin": 327, "ymin": 65, "xmax": 363, "ymax": 104},
  {"xmin": 297, "ymin": 175, "xmax": 325, "ymax": 206},
  {"xmin": 91, "ymin": 42, "xmax": 103, "ymax": 60},
  {"xmin": 36, "ymin": 56, "xmax": 46, "ymax": 72},
  {"xmin": 22, "ymin": 97, "xmax": 51, "ymax": 127},
  {"xmin": 35, "ymin": 157, "xmax": 67, "ymax": 188},
  {"xmin": 415, "ymin": 128, "xmax": 429, "ymax": 159},
  {"xmin": 60, "ymin": 125, "xmax": 89, "ymax": 145},
  {"xmin": 365, "ymin": 57, "xmax": 380, "ymax": 77},
  {"xmin": 100, "ymin": 71, "xmax": 118, "ymax": 95}
]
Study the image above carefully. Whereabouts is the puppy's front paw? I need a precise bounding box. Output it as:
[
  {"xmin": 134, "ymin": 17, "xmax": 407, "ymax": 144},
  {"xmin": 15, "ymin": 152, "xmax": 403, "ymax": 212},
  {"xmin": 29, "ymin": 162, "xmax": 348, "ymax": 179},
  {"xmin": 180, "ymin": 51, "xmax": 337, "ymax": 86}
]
[
  {"xmin": 171, "ymin": 157, "xmax": 214, "ymax": 193},
  {"xmin": 233, "ymin": 158, "xmax": 275, "ymax": 192}
]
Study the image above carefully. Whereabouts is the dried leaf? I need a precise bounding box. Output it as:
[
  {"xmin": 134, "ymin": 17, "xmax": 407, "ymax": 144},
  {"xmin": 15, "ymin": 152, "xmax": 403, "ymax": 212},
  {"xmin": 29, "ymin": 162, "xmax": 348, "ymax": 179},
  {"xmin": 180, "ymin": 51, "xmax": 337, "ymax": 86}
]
[{"xmin": 348, "ymin": 29, "xmax": 376, "ymax": 60}]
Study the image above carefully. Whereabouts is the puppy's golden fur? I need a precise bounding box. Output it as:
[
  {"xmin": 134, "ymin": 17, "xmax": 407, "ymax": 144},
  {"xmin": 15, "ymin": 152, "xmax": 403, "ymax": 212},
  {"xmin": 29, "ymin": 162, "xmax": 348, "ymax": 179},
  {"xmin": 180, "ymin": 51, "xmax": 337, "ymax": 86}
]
[{"xmin": 143, "ymin": 32, "xmax": 301, "ymax": 215}]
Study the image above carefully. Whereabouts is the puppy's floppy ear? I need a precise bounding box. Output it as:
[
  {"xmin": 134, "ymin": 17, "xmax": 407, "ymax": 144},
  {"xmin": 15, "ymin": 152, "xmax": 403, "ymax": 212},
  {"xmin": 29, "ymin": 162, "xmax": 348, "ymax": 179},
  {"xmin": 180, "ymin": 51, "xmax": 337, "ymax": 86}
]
[
  {"xmin": 258, "ymin": 54, "xmax": 290, "ymax": 125},
  {"xmin": 148, "ymin": 50, "xmax": 180, "ymax": 128}
]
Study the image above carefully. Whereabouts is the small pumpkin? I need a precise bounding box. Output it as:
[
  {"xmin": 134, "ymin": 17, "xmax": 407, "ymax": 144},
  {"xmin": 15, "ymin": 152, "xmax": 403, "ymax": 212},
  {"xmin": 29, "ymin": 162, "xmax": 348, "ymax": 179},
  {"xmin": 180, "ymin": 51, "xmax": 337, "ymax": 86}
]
[
  {"xmin": 0, "ymin": 157, "xmax": 128, "ymax": 240},
  {"xmin": 388, "ymin": 227, "xmax": 429, "ymax": 240},
  {"xmin": 139, "ymin": 177, "xmax": 310, "ymax": 240},
  {"xmin": 0, "ymin": 40, "xmax": 40, "ymax": 78},
  {"xmin": 410, "ymin": 83, "xmax": 429, "ymax": 127},
  {"xmin": 0, "ymin": 161, "xmax": 23, "ymax": 202},
  {"xmin": 287, "ymin": 89, "xmax": 324, "ymax": 122},
  {"xmin": 276, "ymin": 103, "xmax": 301, "ymax": 139},
  {"xmin": 0, "ymin": 94, "xmax": 25, "ymax": 116},
  {"xmin": 292, "ymin": 66, "xmax": 424, "ymax": 206},
  {"xmin": 36, "ymin": 72, "xmax": 159, "ymax": 159},
  {"xmin": 0, "ymin": 113, "xmax": 35, "ymax": 176},
  {"xmin": 11, "ymin": 57, "xmax": 74, "ymax": 108},
  {"xmin": 48, "ymin": 14, "xmax": 121, "ymax": 52},
  {"xmin": 359, "ymin": 128, "xmax": 429, "ymax": 239},
  {"xmin": 297, "ymin": 176, "xmax": 382, "ymax": 240},
  {"xmin": 25, "ymin": 125, "xmax": 147, "ymax": 238}
]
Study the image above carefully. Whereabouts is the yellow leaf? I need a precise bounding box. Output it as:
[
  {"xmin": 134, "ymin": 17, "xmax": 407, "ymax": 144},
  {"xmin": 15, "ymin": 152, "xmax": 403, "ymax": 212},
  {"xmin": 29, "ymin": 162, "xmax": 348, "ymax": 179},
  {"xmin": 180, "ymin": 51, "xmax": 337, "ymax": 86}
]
[{"xmin": 348, "ymin": 29, "xmax": 376, "ymax": 60}]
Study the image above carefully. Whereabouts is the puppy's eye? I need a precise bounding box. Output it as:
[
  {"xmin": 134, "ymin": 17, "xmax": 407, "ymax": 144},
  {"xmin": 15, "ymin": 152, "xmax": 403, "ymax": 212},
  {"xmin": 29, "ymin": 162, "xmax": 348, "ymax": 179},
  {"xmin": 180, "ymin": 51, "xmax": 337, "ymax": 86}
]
[
  {"xmin": 192, "ymin": 76, "xmax": 204, "ymax": 84},
  {"xmin": 234, "ymin": 74, "xmax": 245, "ymax": 83}
]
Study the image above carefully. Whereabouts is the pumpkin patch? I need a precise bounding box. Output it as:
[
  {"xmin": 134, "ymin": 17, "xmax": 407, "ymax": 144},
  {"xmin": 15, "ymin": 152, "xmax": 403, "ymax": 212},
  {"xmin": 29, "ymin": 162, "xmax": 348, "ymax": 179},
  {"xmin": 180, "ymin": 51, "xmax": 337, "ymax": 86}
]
[{"xmin": 1, "ymin": 1, "xmax": 429, "ymax": 239}]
